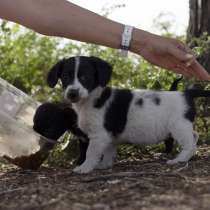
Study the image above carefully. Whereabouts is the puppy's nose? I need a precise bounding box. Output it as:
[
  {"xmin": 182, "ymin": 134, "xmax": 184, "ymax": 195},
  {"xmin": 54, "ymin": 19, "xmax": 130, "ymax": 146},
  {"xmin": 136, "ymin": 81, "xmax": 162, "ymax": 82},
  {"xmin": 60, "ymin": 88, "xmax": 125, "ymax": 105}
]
[{"xmin": 67, "ymin": 89, "xmax": 79, "ymax": 101}]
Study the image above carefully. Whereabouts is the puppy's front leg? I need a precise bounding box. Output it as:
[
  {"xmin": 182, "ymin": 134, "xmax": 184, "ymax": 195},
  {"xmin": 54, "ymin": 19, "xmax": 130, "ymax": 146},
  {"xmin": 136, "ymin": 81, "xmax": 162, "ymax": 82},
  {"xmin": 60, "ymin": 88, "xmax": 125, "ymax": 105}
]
[
  {"xmin": 73, "ymin": 134, "xmax": 111, "ymax": 174},
  {"xmin": 96, "ymin": 144, "xmax": 116, "ymax": 170}
]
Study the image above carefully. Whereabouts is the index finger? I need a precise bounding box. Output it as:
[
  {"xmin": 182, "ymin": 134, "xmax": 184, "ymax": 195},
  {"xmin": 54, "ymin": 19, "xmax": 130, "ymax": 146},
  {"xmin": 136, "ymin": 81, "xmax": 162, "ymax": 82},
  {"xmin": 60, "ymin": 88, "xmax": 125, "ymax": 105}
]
[{"xmin": 187, "ymin": 60, "xmax": 210, "ymax": 81}]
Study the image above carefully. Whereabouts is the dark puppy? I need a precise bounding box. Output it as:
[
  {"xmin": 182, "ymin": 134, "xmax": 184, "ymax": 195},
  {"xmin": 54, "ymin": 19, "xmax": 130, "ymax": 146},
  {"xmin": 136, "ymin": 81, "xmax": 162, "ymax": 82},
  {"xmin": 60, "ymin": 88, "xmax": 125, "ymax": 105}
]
[{"xmin": 33, "ymin": 102, "xmax": 89, "ymax": 165}]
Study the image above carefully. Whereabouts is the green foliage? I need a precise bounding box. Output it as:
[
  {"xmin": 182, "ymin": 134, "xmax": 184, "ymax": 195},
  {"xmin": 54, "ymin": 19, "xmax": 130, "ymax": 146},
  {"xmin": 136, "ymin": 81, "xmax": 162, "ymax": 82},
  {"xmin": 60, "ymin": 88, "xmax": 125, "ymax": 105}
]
[
  {"xmin": 45, "ymin": 133, "xmax": 80, "ymax": 167},
  {"xmin": 0, "ymin": 18, "xmax": 209, "ymax": 166},
  {"xmin": 0, "ymin": 21, "xmax": 180, "ymax": 100},
  {"xmin": 189, "ymin": 32, "xmax": 210, "ymax": 56}
]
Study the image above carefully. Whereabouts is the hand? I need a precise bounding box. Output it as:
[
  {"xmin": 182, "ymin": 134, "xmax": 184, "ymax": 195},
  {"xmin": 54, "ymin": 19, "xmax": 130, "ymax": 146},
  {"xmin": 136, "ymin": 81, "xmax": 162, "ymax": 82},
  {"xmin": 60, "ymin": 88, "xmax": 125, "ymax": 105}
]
[{"xmin": 131, "ymin": 30, "xmax": 210, "ymax": 81}]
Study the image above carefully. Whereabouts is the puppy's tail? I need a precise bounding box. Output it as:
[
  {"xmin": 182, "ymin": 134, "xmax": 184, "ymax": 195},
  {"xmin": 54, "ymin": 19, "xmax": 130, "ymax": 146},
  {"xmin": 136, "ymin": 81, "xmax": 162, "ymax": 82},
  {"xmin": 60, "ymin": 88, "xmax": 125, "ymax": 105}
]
[
  {"xmin": 185, "ymin": 89, "xmax": 210, "ymax": 98},
  {"xmin": 169, "ymin": 76, "xmax": 183, "ymax": 91}
]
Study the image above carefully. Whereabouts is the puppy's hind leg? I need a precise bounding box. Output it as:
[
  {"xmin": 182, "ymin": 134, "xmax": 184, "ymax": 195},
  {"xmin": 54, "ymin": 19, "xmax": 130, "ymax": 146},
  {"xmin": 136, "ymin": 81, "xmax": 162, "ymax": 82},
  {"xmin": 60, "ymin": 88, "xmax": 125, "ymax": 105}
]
[
  {"xmin": 167, "ymin": 122, "xmax": 197, "ymax": 165},
  {"xmin": 73, "ymin": 133, "xmax": 112, "ymax": 174}
]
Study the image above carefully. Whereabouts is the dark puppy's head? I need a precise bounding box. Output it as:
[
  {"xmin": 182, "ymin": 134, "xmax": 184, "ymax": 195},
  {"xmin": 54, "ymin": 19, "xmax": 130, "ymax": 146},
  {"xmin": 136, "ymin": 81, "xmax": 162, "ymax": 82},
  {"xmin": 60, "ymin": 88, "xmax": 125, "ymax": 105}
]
[
  {"xmin": 47, "ymin": 56, "xmax": 112, "ymax": 103},
  {"xmin": 33, "ymin": 102, "xmax": 78, "ymax": 140}
]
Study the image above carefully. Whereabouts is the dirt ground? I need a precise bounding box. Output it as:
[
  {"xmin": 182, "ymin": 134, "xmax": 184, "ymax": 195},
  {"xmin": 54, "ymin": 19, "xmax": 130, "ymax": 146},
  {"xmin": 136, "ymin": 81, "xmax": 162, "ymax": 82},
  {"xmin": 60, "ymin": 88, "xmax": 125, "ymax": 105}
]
[{"xmin": 0, "ymin": 146, "xmax": 210, "ymax": 210}]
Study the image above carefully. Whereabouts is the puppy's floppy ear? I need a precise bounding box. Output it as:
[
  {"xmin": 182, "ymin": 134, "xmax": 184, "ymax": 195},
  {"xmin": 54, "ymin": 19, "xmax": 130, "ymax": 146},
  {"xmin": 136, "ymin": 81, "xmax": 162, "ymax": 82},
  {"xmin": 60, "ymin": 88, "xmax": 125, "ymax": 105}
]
[
  {"xmin": 47, "ymin": 59, "xmax": 66, "ymax": 88},
  {"xmin": 90, "ymin": 56, "xmax": 112, "ymax": 87}
]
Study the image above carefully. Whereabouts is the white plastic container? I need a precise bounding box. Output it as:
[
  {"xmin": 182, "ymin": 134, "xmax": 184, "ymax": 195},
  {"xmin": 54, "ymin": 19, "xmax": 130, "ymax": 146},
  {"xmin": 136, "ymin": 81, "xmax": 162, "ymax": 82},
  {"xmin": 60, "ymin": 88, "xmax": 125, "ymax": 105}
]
[
  {"xmin": 0, "ymin": 77, "xmax": 54, "ymax": 168},
  {"xmin": 0, "ymin": 111, "xmax": 43, "ymax": 158},
  {"xmin": 0, "ymin": 77, "xmax": 39, "ymax": 126}
]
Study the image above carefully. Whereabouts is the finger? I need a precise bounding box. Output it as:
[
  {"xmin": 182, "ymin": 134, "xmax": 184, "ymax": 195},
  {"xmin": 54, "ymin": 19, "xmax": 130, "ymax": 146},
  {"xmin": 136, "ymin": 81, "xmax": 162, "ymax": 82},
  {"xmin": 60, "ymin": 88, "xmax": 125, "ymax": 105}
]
[
  {"xmin": 185, "ymin": 58, "xmax": 195, "ymax": 67},
  {"xmin": 177, "ymin": 42, "xmax": 195, "ymax": 55},
  {"xmin": 169, "ymin": 55, "xmax": 194, "ymax": 78},
  {"xmin": 182, "ymin": 68, "xmax": 194, "ymax": 78},
  {"xmin": 187, "ymin": 60, "xmax": 210, "ymax": 81},
  {"xmin": 173, "ymin": 65, "xmax": 193, "ymax": 79},
  {"xmin": 182, "ymin": 65, "xmax": 203, "ymax": 80},
  {"xmin": 177, "ymin": 44, "xmax": 196, "ymax": 67},
  {"xmin": 169, "ymin": 47, "xmax": 195, "ymax": 63}
]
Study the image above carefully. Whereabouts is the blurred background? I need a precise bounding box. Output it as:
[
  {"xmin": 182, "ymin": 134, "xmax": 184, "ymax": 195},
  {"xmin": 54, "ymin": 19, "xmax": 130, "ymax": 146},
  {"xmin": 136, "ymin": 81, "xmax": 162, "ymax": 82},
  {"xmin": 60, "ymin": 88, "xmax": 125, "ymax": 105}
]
[
  {"xmin": 0, "ymin": 0, "xmax": 209, "ymax": 165},
  {"xmin": 70, "ymin": 0, "xmax": 189, "ymax": 35}
]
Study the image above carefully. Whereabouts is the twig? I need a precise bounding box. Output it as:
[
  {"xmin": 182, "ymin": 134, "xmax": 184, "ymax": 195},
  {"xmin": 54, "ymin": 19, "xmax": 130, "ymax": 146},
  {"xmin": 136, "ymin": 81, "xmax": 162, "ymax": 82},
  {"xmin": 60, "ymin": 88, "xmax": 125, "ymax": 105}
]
[
  {"xmin": 82, "ymin": 170, "xmax": 191, "ymax": 183},
  {"xmin": 173, "ymin": 162, "xmax": 189, "ymax": 172},
  {"xmin": 82, "ymin": 171, "xmax": 159, "ymax": 183},
  {"xmin": 163, "ymin": 172, "xmax": 189, "ymax": 183},
  {"xmin": 0, "ymin": 187, "xmax": 26, "ymax": 196}
]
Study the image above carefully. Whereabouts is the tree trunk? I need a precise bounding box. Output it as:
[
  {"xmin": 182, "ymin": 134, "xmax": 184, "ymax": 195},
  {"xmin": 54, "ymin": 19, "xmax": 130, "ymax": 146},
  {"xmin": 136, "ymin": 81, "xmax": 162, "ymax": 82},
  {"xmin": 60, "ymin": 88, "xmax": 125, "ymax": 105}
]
[
  {"xmin": 187, "ymin": 0, "xmax": 210, "ymax": 141},
  {"xmin": 188, "ymin": 0, "xmax": 210, "ymax": 39},
  {"xmin": 187, "ymin": 0, "xmax": 210, "ymax": 73}
]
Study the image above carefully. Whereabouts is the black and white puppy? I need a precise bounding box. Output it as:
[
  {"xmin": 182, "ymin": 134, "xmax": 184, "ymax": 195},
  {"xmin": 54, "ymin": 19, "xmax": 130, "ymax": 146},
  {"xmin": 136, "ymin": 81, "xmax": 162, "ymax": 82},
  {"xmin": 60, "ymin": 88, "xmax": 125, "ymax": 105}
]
[
  {"xmin": 47, "ymin": 56, "xmax": 209, "ymax": 174},
  {"xmin": 33, "ymin": 102, "xmax": 89, "ymax": 165}
]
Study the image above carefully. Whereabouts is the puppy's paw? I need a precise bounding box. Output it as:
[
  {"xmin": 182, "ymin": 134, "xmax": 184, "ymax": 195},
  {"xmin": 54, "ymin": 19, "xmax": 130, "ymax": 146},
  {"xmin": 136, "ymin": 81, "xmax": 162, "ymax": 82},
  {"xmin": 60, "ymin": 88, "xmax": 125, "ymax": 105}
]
[
  {"xmin": 167, "ymin": 159, "xmax": 188, "ymax": 165},
  {"xmin": 73, "ymin": 165, "xmax": 93, "ymax": 174},
  {"xmin": 167, "ymin": 159, "xmax": 178, "ymax": 165},
  {"xmin": 96, "ymin": 162, "xmax": 113, "ymax": 170}
]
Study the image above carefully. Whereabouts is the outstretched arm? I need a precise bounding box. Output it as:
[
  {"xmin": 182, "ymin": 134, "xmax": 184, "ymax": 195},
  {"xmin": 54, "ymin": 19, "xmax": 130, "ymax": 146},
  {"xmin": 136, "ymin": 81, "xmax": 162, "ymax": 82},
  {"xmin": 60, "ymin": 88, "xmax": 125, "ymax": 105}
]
[
  {"xmin": 0, "ymin": 0, "xmax": 124, "ymax": 48},
  {"xmin": 0, "ymin": 0, "xmax": 209, "ymax": 80}
]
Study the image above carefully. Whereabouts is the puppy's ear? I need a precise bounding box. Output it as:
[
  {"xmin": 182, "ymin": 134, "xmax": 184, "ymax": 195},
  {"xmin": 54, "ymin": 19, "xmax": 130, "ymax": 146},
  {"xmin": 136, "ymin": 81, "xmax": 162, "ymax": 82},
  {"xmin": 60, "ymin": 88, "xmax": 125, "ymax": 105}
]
[
  {"xmin": 90, "ymin": 56, "xmax": 112, "ymax": 87},
  {"xmin": 47, "ymin": 59, "xmax": 66, "ymax": 88}
]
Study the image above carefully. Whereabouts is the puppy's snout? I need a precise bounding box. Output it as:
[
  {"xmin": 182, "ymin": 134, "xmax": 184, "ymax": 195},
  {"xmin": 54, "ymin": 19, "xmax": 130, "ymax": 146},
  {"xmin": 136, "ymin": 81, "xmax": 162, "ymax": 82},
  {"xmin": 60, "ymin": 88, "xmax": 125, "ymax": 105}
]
[{"xmin": 67, "ymin": 89, "xmax": 79, "ymax": 102}]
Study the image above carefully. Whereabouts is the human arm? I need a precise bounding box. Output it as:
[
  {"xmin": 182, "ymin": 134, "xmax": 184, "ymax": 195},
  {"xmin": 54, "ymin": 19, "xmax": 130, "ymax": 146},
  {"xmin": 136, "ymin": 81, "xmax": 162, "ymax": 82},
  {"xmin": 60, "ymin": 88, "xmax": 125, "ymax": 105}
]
[{"xmin": 0, "ymin": 0, "xmax": 209, "ymax": 80}]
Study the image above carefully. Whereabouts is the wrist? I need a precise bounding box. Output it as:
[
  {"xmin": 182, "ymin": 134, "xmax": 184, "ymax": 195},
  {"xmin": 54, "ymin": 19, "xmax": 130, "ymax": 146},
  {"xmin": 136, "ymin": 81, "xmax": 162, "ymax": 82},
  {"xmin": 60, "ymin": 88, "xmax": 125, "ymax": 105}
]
[{"xmin": 130, "ymin": 28, "xmax": 151, "ymax": 54}]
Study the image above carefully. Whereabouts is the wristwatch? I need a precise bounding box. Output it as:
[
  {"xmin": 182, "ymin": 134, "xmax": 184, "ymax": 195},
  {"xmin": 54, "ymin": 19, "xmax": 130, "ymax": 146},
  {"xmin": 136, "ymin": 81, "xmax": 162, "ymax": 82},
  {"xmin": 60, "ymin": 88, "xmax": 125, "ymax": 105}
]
[{"xmin": 120, "ymin": 25, "xmax": 134, "ymax": 56}]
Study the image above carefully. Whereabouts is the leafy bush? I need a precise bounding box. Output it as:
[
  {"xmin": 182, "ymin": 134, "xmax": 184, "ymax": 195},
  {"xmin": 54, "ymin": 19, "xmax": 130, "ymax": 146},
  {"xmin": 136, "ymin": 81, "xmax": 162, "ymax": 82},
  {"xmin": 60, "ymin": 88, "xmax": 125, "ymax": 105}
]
[{"xmin": 0, "ymin": 20, "xmax": 209, "ymax": 166}]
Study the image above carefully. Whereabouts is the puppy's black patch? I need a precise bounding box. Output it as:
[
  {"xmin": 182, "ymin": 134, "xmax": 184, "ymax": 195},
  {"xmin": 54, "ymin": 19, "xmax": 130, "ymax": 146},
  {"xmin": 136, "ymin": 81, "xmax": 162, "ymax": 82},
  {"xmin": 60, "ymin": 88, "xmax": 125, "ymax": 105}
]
[
  {"xmin": 90, "ymin": 56, "xmax": 112, "ymax": 88},
  {"xmin": 163, "ymin": 77, "xmax": 182, "ymax": 154},
  {"xmin": 47, "ymin": 59, "xmax": 66, "ymax": 88},
  {"xmin": 136, "ymin": 98, "xmax": 144, "ymax": 106},
  {"xmin": 164, "ymin": 136, "xmax": 174, "ymax": 154},
  {"xmin": 144, "ymin": 93, "xmax": 161, "ymax": 105},
  {"xmin": 61, "ymin": 59, "xmax": 76, "ymax": 89},
  {"xmin": 77, "ymin": 141, "xmax": 89, "ymax": 165},
  {"xmin": 47, "ymin": 58, "xmax": 75, "ymax": 89},
  {"xmin": 153, "ymin": 97, "xmax": 161, "ymax": 105},
  {"xmin": 183, "ymin": 92, "xmax": 196, "ymax": 122},
  {"xmin": 184, "ymin": 98, "xmax": 196, "ymax": 122},
  {"xmin": 104, "ymin": 89, "xmax": 133, "ymax": 137},
  {"xmin": 77, "ymin": 58, "xmax": 98, "ymax": 92},
  {"xmin": 94, "ymin": 87, "xmax": 112, "ymax": 108},
  {"xmin": 183, "ymin": 89, "xmax": 210, "ymax": 122},
  {"xmin": 59, "ymin": 57, "xmax": 98, "ymax": 92},
  {"xmin": 76, "ymin": 56, "xmax": 112, "ymax": 92}
]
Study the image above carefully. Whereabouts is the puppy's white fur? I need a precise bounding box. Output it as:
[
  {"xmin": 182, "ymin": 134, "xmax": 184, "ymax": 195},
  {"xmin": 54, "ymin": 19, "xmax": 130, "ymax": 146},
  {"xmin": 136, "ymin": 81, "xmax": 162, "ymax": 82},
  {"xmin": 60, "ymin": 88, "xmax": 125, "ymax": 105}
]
[
  {"xmin": 71, "ymin": 87, "xmax": 198, "ymax": 173},
  {"xmin": 62, "ymin": 57, "xmax": 198, "ymax": 174}
]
